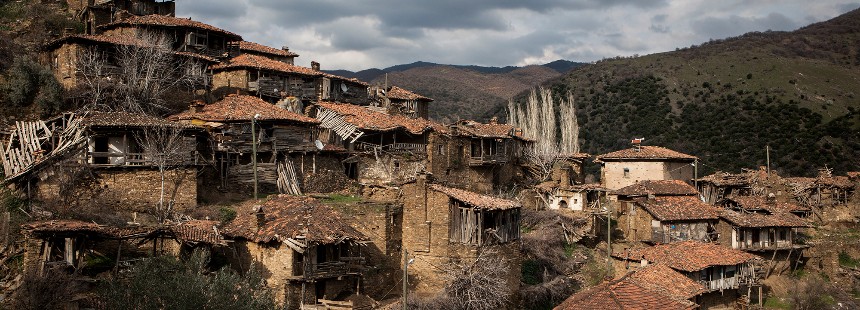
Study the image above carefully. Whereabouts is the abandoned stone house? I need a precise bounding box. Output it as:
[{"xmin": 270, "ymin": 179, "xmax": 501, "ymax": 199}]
[
  {"xmin": 427, "ymin": 119, "xmax": 530, "ymax": 195},
  {"xmin": 66, "ymin": 0, "xmax": 177, "ymax": 35},
  {"xmin": 555, "ymin": 263, "xmax": 705, "ymax": 310},
  {"xmin": 230, "ymin": 40, "xmax": 299, "ymax": 65},
  {"xmin": 221, "ymin": 195, "xmax": 368, "ymax": 309},
  {"xmin": 313, "ymin": 101, "xmax": 444, "ymax": 187},
  {"xmin": 22, "ymin": 219, "xmax": 223, "ymax": 275},
  {"xmin": 613, "ymin": 241, "xmax": 763, "ymax": 309},
  {"xmin": 595, "ymin": 140, "xmax": 697, "ymax": 191},
  {"xmin": 696, "ymin": 168, "xmax": 779, "ymax": 204},
  {"xmin": 168, "ymin": 95, "xmax": 351, "ymax": 195},
  {"xmin": 1, "ymin": 112, "xmax": 202, "ymax": 215},
  {"xmin": 378, "ymin": 86, "xmax": 434, "ymax": 119},
  {"xmin": 400, "ymin": 178, "xmax": 522, "ymax": 300},
  {"xmin": 210, "ymin": 54, "xmax": 369, "ymax": 106},
  {"xmin": 613, "ymin": 180, "xmax": 720, "ymax": 244},
  {"xmin": 534, "ymin": 153, "xmax": 605, "ymax": 212},
  {"xmin": 97, "ymin": 14, "xmax": 242, "ymax": 60},
  {"xmin": 714, "ymin": 196, "xmax": 810, "ymax": 273},
  {"xmin": 784, "ymin": 170, "xmax": 856, "ymax": 209}
]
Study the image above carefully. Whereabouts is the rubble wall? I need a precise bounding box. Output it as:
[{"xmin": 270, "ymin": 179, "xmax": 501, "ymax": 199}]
[
  {"xmin": 341, "ymin": 203, "xmax": 402, "ymax": 299},
  {"xmin": 602, "ymin": 161, "xmax": 692, "ymax": 190},
  {"xmin": 227, "ymin": 241, "xmax": 296, "ymax": 305},
  {"xmin": 357, "ymin": 154, "xmax": 426, "ymax": 186},
  {"xmin": 36, "ymin": 167, "xmax": 198, "ymax": 214}
]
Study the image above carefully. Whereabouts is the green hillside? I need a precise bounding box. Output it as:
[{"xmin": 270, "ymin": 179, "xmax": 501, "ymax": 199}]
[{"xmin": 497, "ymin": 8, "xmax": 860, "ymax": 177}]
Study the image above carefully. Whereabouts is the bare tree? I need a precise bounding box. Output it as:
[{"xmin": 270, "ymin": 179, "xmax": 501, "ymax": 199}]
[
  {"xmin": 508, "ymin": 87, "xmax": 581, "ymax": 182},
  {"xmin": 135, "ymin": 126, "xmax": 191, "ymax": 222},
  {"xmin": 443, "ymin": 248, "xmax": 511, "ymax": 310},
  {"xmin": 76, "ymin": 32, "xmax": 204, "ymax": 114}
]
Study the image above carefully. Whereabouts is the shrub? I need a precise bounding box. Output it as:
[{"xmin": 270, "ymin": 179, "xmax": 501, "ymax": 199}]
[
  {"xmin": 2, "ymin": 57, "xmax": 64, "ymax": 116},
  {"xmin": 8, "ymin": 268, "xmax": 86, "ymax": 310},
  {"xmin": 99, "ymin": 251, "xmax": 277, "ymax": 310}
]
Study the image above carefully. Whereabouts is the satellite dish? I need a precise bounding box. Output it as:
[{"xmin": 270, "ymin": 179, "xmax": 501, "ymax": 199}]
[
  {"xmin": 315, "ymin": 140, "xmax": 325, "ymax": 150},
  {"xmin": 340, "ymin": 83, "xmax": 348, "ymax": 92}
]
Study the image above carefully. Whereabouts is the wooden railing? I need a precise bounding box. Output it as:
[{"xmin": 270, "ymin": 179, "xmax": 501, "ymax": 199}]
[
  {"xmin": 700, "ymin": 276, "xmax": 740, "ymax": 291},
  {"xmin": 301, "ymin": 256, "xmax": 365, "ymax": 280},
  {"xmin": 88, "ymin": 151, "xmax": 197, "ymax": 167},
  {"xmin": 469, "ymin": 154, "xmax": 508, "ymax": 166},
  {"xmin": 383, "ymin": 143, "xmax": 426, "ymax": 153},
  {"xmin": 736, "ymin": 240, "xmax": 804, "ymax": 251}
]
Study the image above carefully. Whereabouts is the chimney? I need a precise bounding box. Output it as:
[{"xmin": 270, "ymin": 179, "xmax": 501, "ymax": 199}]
[
  {"xmin": 489, "ymin": 116, "xmax": 498, "ymax": 125},
  {"xmin": 281, "ymin": 46, "xmax": 290, "ymax": 53},
  {"xmin": 766, "ymin": 193, "xmax": 776, "ymax": 203},
  {"xmin": 252, "ymin": 205, "xmax": 265, "ymax": 230},
  {"xmin": 311, "ymin": 61, "xmax": 320, "ymax": 71},
  {"xmin": 631, "ymin": 138, "xmax": 644, "ymax": 152},
  {"xmin": 190, "ymin": 100, "xmax": 205, "ymax": 113}
]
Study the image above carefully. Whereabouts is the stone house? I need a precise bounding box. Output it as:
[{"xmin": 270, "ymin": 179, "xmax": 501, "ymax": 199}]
[
  {"xmin": 613, "ymin": 180, "xmax": 720, "ymax": 243},
  {"xmin": 428, "ymin": 119, "xmax": 530, "ymax": 195},
  {"xmin": 784, "ymin": 169, "xmax": 856, "ymax": 209},
  {"xmin": 715, "ymin": 196, "xmax": 810, "ymax": 274},
  {"xmin": 229, "ymin": 41, "xmax": 299, "ymax": 65},
  {"xmin": 613, "ymin": 241, "xmax": 763, "ymax": 309},
  {"xmin": 2, "ymin": 112, "xmax": 203, "ymax": 215},
  {"xmin": 400, "ymin": 178, "xmax": 521, "ymax": 301},
  {"xmin": 314, "ymin": 102, "xmax": 445, "ymax": 187},
  {"xmin": 555, "ymin": 263, "xmax": 705, "ymax": 310},
  {"xmin": 42, "ymin": 34, "xmax": 216, "ymax": 91},
  {"xmin": 98, "ymin": 14, "xmax": 243, "ymax": 59},
  {"xmin": 378, "ymin": 86, "xmax": 434, "ymax": 119},
  {"xmin": 211, "ymin": 54, "xmax": 369, "ymax": 106},
  {"xmin": 222, "ymin": 195, "xmax": 368, "ymax": 309},
  {"xmin": 66, "ymin": 0, "xmax": 177, "ymax": 34},
  {"xmin": 22, "ymin": 219, "xmax": 223, "ymax": 274},
  {"xmin": 168, "ymin": 95, "xmax": 349, "ymax": 194},
  {"xmin": 535, "ymin": 153, "xmax": 604, "ymax": 211},
  {"xmin": 595, "ymin": 141, "xmax": 697, "ymax": 191}
]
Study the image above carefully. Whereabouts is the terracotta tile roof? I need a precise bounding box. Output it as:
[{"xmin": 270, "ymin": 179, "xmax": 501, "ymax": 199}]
[
  {"xmin": 223, "ymin": 195, "xmax": 367, "ymax": 245},
  {"xmin": 554, "ymin": 273, "xmax": 697, "ymax": 310},
  {"xmin": 454, "ymin": 120, "xmax": 516, "ymax": 139},
  {"xmin": 628, "ymin": 264, "xmax": 707, "ymax": 300},
  {"xmin": 719, "ymin": 209, "xmax": 809, "ymax": 228},
  {"xmin": 23, "ymin": 220, "xmax": 154, "ymax": 239},
  {"xmin": 816, "ymin": 176, "xmax": 854, "ymax": 188},
  {"xmin": 637, "ymin": 241, "xmax": 759, "ymax": 272},
  {"xmin": 386, "ymin": 86, "xmax": 432, "ymax": 101},
  {"xmin": 636, "ymin": 196, "xmax": 720, "ymax": 221},
  {"xmin": 45, "ymin": 34, "xmax": 154, "ymax": 49},
  {"xmin": 317, "ymin": 102, "xmax": 445, "ymax": 134},
  {"xmin": 429, "ymin": 184, "xmax": 520, "ymax": 210},
  {"xmin": 173, "ymin": 51, "xmax": 220, "ymax": 63},
  {"xmin": 99, "ymin": 14, "xmax": 242, "ymax": 40},
  {"xmin": 723, "ymin": 196, "xmax": 810, "ymax": 213},
  {"xmin": 697, "ymin": 170, "xmax": 767, "ymax": 186},
  {"xmin": 83, "ymin": 111, "xmax": 198, "ymax": 129},
  {"xmin": 236, "ymin": 41, "xmax": 298, "ymax": 57},
  {"xmin": 848, "ymin": 172, "xmax": 860, "ymax": 180},
  {"xmin": 783, "ymin": 177, "xmax": 815, "ymax": 186},
  {"xmin": 595, "ymin": 146, "xmax": 697, "ymax": 161},
  {"xmin": 613, "ymin": 180, "xmax": 698, "ymax": 197},
  {"xmin": 211, "ymin": 54, "xmax": 321, "ymax": 76},
  {"xmin": 170, "ymin": 220, "xmax": 224, "ymax": 245},
  {"xmin": 169, "ymin": 95, "xmax": 319, "ymax": 124},
  {"xmin": 321, "ymin": 72, "xmax": 370, "ymax": 87}
]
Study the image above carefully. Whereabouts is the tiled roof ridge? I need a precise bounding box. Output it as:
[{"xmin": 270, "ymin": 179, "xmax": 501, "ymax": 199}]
[
  {"xmin": 428, "ymin": 183, "xmax": 520, "ymax": 210},
  {"xmin": 236, "ymin": 41, "xmax": 299, "ymax": 57},
  {"xmin": 99, "ymin": 14, "xmax": 241, "ymax": 39},
  {"xmin": 211, "ymin": 54, "xmax": 321, "ymax": 77},
  {"xmin": 595, "ymin": 145, "xmax": 697, "ymax": 161},
  {"xmin": 169, "ymin": 95, "xmax": 319, "ymax": 124}
]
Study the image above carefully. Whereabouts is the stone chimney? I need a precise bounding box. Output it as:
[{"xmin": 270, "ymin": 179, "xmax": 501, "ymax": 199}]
[
  {"xmin": 311, "ymin": 61, "xmax": 320, "ymax": 71},
  {"xmin": 489, "ymin": 116, "xmax": 498, "ymax": 125},
  {"xmin": 766, "ymin": 192, "xmax": 776, "ymax": 204},
  {"xmin": 190, "ymin": 100, "xmax": 205, "ymax": 113},
  {"xmin": 252, "ymin": 205, "xmax": 265, "ymax": 230},
  {"xmin": 631, "ymin": 138, "xmax": 644, "ymax": 152},
  {"xmin": 281, "ymin": 46, "xmax": 290, "ymax": 53}
]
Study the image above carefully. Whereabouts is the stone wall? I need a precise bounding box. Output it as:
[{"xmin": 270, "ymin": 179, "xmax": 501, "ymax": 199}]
[
  {"xmin": 602, "ymin": 160, "xmax": 694, "ymax": 191},
  {"xmin": 36, "ymin": 167, "xmax": 198, "ymax": 215},
  {"xmin": 400, "ymin": 179, "xmax": 521, "ymax": 302},
  {"xmin": 427, "ymin": 133, "xmax": 524, "ymax": 195},
  {"xmin": 616, "ymin": 200, "xmax": 655, "ymax": 242},
  {"xmin": 339, "ymin": 202, "xmax": 403, "ymax": 299},
  {"xmin": 356, "ymin": 154, "xmax": 426, "ymax": 186},
  {"xmin": 224, "ymin": 241, "xmax": 297, "ymax": 305}
]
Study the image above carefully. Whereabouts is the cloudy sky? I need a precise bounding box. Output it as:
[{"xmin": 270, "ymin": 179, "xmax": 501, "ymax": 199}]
[{"xmin": 177, "ymin": 1, "xmax": 859, "ymax": 71}]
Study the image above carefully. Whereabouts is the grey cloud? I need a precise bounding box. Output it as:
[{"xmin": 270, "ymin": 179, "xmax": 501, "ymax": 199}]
[
  {"xmin": 837, "ymin": 2, "xmax": 860, "ymax": 13},
  {"xmin": 691, "ymin": 12, "xmax": 801, "ymax": 40}
]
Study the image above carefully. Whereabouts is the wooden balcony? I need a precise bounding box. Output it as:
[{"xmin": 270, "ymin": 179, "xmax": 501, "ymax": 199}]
[
  {"xmin": 355, "ymin": 142, "xmax": 426, "ymax": 154},
  {"xmin": 290, "ymin": 256, "xmax": 365, "ymax": 280},
  {"xmin": 469, "ymin": 154, "xmax": 508, "ymax": 166},
  {"xmin": 87, "ymin": 151, "xmax": 197, "ymax": 167},
  {"xmin": 735, "ymin": 241, "xmax": 809, "ymax": 252}
]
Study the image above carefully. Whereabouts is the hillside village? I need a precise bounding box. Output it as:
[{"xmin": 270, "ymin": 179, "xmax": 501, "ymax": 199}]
[{"xmin": 0, "ymin": 1, "xmax": 859, "ymax": 310}]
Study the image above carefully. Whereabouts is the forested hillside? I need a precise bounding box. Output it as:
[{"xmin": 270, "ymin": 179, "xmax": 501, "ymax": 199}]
[{"xmin": 495, "ymin": 8, "xmax": 860, "ymax": 177}]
